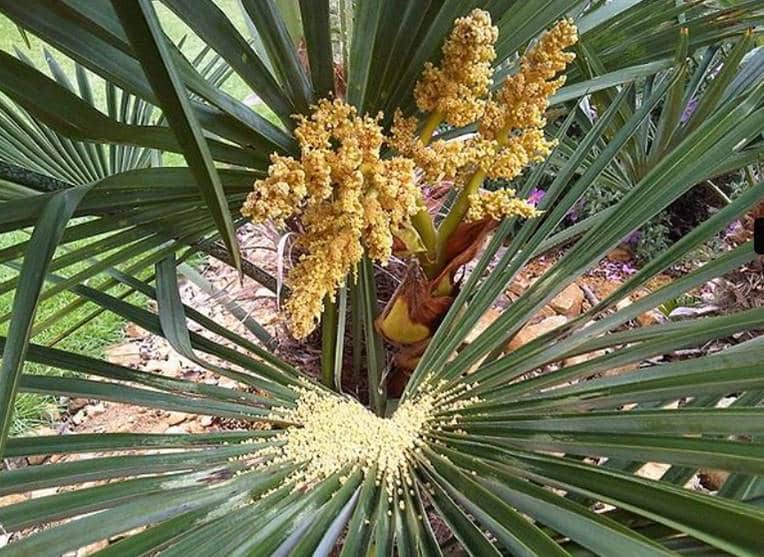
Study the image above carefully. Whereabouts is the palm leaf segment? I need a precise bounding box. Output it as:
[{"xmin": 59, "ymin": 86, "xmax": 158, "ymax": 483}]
[{"xmin": 1, "ymin": 1, "xmax": 764, "ymax": 555}]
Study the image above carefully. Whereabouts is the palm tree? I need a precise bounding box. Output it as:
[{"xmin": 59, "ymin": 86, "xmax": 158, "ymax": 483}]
[{"xmin": 0, "ymin": 1, "xmax": 763, "ymax": 555}]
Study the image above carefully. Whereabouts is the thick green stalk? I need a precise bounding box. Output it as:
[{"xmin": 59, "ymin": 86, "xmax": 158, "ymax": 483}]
[
  {"xmin": 412, "ymin": 208, "xmax": 437, "ymax": 258},
  {"xmin": 419, "ymin": 110, "xmax": 443, "ymax": 144},
  {"xmin": 359, "ymin": 258, "xmax": 386, "ymax": 415},
  {"xmin": 434, "ymin": 169, "xmax": 486, "ymax": 269},
  {"xmin": 320, "ymin": 296, "xmax": 338, "ymax": 389},
  {"xmin": 410, "ymin": 111, "xmax": 442, "ymax": 274},
  {"xmin": 433, "ymin": 125, "xmax": 510, "ymax": 271}
]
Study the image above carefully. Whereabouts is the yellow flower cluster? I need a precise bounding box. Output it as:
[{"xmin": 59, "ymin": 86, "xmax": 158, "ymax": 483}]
[
  {"xmin": 242, "ymin": 99, "xmax": 419, "ymax": 338},
  {"xmin": 396, "ymin": 18, "xmax": 576, "ymax": 222},
  {"xmin": 464, "ymin": 129, "xmax": 554, "ymax": 181},
  {"xmin": 464, "ymin": 18, "xmax": 577, "ymax": 216},
  {"xmin": 480, "ymin": 18, "xmax": 578, "ymax": 140},
  {"xmin": 389, "ymin": 111, "xmax": 468, "ymax": 182},
  {"xmin": 466, "ymin": 189, "xmax": 540, "ymax": 222},
  {"xmin": 414, "ymin": 9, "xmax": 498, "ymax": 127}
]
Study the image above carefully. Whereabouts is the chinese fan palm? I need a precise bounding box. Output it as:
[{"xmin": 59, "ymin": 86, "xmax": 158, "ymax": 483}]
[{"xmin": 1, "ymin": 1, "xmax": 764, "ymax": 556}]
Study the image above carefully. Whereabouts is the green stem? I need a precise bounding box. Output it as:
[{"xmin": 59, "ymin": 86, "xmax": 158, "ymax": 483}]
[
  {"xmin": 320, "ymin": 296, "xmax": 338, "ymax": 390},
  {"xmin": 349, "ymin": 282, "xmax": 363, "ymax": 382},
  {"xmin": 434, "ymin": 169, "xmax": 486, "ymax": 270},
  {"xmin": 359, "ymin": 258, "xmax": 387, "ymax": 415},
  {"xmin": 409, "ymin": 111, "xmax": 444, "ymax": 274},
  {"xmin": 419, "ymin": 111, "xmax": 443, "ymax": 145},
  {"xmin": 412, "ymin": 208, "xmax": 438, "ymax": 269},
  {"xmin": 430, "ymin": 124, "xmax": 509, "ymax": 271}
]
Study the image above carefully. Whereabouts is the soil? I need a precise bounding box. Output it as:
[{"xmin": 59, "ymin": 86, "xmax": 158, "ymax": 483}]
[{"xmin": 665, "ymin": 184, "xmax": 723, "ymax": 242}]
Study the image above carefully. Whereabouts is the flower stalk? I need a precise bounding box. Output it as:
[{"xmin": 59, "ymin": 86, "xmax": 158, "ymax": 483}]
[
  {"xmin": 434, "ymin": 168, "xmax": 487, "ymax": 270},
  {"xmin": 320, "ymin": 294, "xmax": 338, "ymax": 388},
  {"xmin": 410, "ymin": 110, "xmax": 443, "ymax": 273},
  {"xmin": 419, "ymin": 110, "xmax": 443, "ymax": 144}
]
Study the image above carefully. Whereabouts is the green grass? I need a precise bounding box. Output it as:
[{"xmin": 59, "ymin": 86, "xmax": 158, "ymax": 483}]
[{"xmin": 0, "ymin": 230, "xmax": 130, "ymax": 435}]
